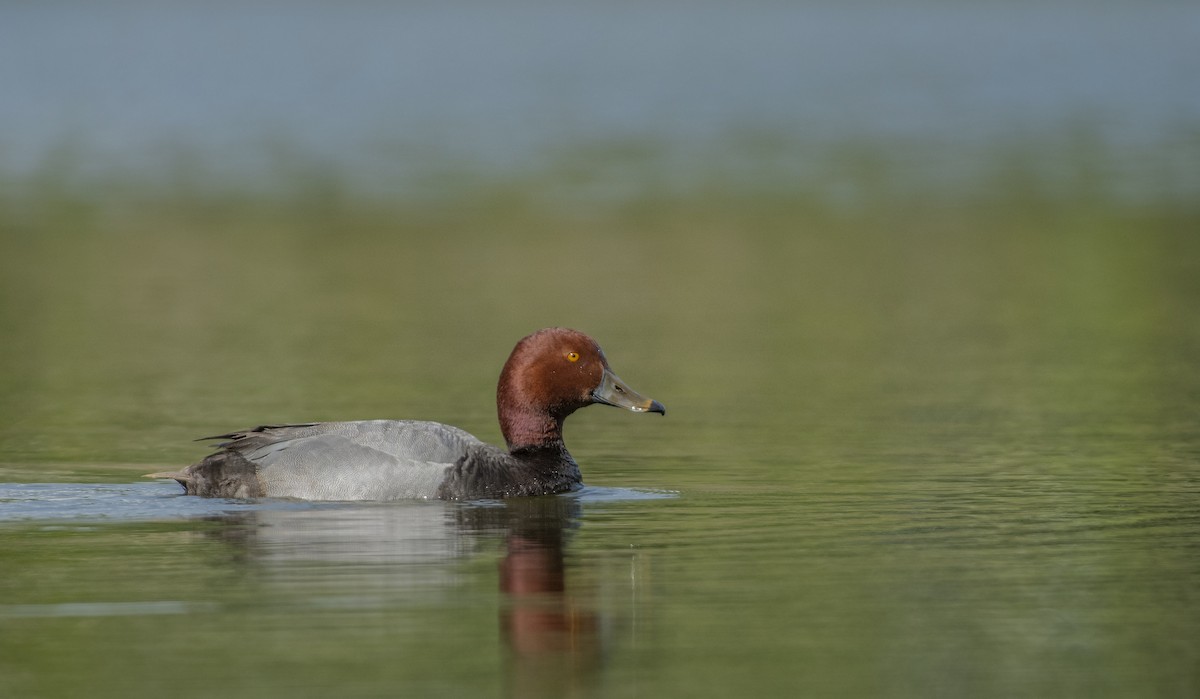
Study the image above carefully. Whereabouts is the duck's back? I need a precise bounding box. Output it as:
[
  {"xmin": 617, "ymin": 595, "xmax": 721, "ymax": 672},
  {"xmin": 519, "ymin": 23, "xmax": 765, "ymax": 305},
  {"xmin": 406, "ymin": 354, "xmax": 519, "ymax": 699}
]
[{"xmin": 184, "ymin": 420, "xmax": 501, "ymax": 500}]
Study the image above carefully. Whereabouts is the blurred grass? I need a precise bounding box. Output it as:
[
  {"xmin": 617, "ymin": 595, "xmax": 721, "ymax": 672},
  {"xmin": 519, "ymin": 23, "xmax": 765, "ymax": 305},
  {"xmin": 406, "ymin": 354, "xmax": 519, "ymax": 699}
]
[{"xmin": 1, "ymin": 139, "xmax": 1198, "ymax": 478}]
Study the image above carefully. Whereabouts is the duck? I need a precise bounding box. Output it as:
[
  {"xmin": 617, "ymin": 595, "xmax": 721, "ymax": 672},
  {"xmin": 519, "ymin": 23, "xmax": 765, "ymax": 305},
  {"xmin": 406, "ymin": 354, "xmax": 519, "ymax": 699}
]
[{"xmin": 149, "ymin": 327, "xmax": 665, "ymax": 500}]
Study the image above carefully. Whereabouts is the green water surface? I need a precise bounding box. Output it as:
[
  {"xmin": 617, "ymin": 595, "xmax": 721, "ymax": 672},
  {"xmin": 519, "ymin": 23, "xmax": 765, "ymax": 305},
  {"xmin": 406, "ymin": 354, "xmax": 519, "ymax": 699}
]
[{"xmin": 1, "ymin": 171, "xmax": 1198, "ymax": 697}]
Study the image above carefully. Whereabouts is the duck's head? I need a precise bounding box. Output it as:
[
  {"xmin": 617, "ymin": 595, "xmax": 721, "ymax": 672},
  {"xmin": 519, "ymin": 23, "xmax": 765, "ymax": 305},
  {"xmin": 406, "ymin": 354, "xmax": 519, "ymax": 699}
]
[{"xmin": 497, "ymin": 327, "xmax": 665, "ymax": 450}]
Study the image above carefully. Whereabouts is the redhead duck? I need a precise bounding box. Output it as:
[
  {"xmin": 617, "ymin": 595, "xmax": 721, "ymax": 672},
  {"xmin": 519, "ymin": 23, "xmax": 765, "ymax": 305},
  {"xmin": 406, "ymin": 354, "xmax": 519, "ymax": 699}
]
[{"xmin": 150, "ymin": 328, "xmax": 665, "ymax": 500}]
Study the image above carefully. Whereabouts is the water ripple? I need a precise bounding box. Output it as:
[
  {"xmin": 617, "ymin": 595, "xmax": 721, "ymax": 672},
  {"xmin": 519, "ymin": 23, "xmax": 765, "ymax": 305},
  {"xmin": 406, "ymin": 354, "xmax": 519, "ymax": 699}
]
[{"xmin": 0, "ymin": 481, "xmax": 676, "ymax": 523}]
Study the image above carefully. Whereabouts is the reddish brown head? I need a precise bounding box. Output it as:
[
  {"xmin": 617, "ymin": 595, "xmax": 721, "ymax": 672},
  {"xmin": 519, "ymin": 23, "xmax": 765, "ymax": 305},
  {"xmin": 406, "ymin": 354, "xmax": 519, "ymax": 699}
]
[{"xmin": 497, "ymin": 327, "xmax": 665, "ymax": 451}]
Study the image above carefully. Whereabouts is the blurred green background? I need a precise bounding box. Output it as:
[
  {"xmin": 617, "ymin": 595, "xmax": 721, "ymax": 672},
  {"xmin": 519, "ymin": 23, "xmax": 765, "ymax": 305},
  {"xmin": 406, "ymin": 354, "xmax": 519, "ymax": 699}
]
[{"xmin": 2, "ymin": 2, "xmax": 1199, "ymax": 697}]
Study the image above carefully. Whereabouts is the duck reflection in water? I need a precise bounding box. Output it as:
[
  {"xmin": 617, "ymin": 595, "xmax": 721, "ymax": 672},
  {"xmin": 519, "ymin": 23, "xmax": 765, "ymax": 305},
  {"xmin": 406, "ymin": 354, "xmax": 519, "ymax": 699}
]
[
  {"xmin": 463, "ymin": 497, "xmax": 602, "ymax": 696},
  {"xmin": 205, "ymin": 495, "xmax": 604, "ymax": 697}
]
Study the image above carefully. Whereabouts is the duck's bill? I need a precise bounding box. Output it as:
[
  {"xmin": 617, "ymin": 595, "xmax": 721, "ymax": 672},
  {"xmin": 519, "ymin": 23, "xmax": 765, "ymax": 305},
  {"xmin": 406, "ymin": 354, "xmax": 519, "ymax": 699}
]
[{"xmin": 592, "ymin": 367, "xmax": 666, "ymax": 415}]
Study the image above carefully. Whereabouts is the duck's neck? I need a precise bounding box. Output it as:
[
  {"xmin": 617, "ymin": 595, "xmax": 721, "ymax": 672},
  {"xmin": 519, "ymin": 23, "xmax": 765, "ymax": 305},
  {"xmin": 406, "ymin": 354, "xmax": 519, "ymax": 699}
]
[
  {"xmin": 497, "ymin": 408, "xmax": 580, "ymax": 491},
  {"xmin": 501, "ymin": 407, "xmax": 567, "ymax": 453}
]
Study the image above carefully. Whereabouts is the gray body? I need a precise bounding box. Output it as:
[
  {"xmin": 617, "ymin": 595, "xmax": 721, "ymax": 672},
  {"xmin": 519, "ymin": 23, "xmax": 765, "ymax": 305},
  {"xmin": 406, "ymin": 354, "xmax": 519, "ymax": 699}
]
[{"xmin": 169, "ymin": 420, "xmax": 583, "ymax": 501}]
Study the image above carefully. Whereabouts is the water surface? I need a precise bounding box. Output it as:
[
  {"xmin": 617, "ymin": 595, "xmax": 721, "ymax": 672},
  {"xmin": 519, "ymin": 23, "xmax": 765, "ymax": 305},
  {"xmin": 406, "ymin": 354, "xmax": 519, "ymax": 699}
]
[{"xmin": 3, "ymin": 186, "xmax": 1200, "ymax": 696}]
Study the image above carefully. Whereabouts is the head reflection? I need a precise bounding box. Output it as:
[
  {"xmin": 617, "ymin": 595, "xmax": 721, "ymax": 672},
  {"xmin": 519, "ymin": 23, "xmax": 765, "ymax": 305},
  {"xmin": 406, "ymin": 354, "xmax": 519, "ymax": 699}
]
[{"xmin": 458, "ymin": 497, "xmax": 601, "ymax": 696}]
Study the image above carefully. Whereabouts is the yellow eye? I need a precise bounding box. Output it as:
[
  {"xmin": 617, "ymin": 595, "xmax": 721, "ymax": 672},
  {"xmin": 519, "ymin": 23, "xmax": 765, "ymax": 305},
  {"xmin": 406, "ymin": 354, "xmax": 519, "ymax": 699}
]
[{"xmin": 566, "ymin": 351, "xmax": 580, "ymax": 362}]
